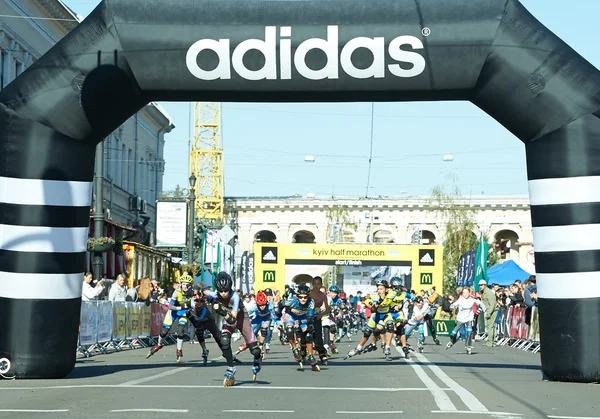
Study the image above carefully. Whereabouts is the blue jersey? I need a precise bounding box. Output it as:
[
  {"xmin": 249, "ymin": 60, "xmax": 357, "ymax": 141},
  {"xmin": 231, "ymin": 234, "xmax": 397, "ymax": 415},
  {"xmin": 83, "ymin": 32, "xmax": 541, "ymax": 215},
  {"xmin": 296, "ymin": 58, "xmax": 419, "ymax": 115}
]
[
  {"xmin": 281, "ymin": 296, "xmax": 315, "ymax": 318},
  {"xmin": 207, "ymin": 291, "xmax": 241, "ymax": 313},
  {"xmin": 249, "ymin": 301, "xmax": 275, "ymax": 322}
]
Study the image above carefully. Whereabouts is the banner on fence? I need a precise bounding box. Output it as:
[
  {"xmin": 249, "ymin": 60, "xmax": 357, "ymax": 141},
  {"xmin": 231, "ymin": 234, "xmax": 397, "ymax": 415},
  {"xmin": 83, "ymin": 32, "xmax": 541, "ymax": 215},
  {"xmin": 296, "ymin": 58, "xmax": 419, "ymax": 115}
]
[
  {"xmin": 97, "ymin": 302, "xmax": 113, "ymax": 343},
  {"xmin": 151, "ymin": 303, "xmax": 168, "ymax": 336},
  {"xmin": 113, "ymin": 303, "xmax": 127, "ymax": 340},
  {"xmin": 80, "ymin": 302, "xmax": 98, "ymax": 345},
  {"xmin": 433, "ymin": 320, "xmax": 456, "ymax": 337},
  {"xmin": 139, "ymin": 304, "xmax": 152, "ymax": 338},
  {"xmin": 127, "ymin": 302, "xmax": 139, "ymax": 339}
]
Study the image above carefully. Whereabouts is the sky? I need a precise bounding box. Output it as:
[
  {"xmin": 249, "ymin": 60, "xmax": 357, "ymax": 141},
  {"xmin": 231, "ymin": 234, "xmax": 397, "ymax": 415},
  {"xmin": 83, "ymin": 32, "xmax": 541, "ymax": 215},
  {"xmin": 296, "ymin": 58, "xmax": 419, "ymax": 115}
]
[{"xmin": 60, "ymin": 0, "xmax": 600, "ymax": 199}]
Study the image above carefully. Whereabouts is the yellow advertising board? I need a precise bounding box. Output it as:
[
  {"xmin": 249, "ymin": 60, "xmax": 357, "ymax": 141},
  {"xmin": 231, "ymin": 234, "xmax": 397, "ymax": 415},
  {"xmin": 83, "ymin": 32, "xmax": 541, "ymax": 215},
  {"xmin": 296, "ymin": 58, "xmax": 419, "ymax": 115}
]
[{"xmin": 253, "ymin": 243, "xmax": 443, "ymax": 295}]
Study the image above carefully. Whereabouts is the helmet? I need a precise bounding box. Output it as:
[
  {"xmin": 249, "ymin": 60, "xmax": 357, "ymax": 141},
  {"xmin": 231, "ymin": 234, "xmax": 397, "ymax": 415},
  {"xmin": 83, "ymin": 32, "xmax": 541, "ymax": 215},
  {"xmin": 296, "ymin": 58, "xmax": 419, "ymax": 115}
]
[
  {"xmin": 264, "ymin": 288, "xmax": 273, "ymax": 296},
  {"xmin": 256, "ymin": 291, "xmax": 268, "ymax": 306},
  {"xmin": 179, "ymin": 274, "xmax": 193, "ymax": 285},
  {"xmin": 193, "ymin": 293, "xmax": 206, "ymax": 304},
  {"xmin": 296, "ymin": 283, "xmax": 311, "ymax": 296},
  {"xmin": 390, "ymin": 276, "xmax": 402, "ymax": 289},
  {"xmin": 214, "ymin": 271, "xmax": 233, "ymax": 292},
  {"xmin": 340, "ymin": 292, "xmax": 347, "ymax": 300},
  {"xmin": 329, "ymin": 285, "xmax": 340, "ymax": 293},
  {"xmin": 376, "ymin": 279, "xmax": 389, "ymax": 288}
]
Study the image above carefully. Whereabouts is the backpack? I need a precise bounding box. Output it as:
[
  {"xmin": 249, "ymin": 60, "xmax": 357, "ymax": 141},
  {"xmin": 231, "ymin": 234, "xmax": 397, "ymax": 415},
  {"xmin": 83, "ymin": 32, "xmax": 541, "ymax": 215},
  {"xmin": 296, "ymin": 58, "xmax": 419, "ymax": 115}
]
[{"xmin": 434, "ymin": 293, "xmax": 443, "ymax": 307}]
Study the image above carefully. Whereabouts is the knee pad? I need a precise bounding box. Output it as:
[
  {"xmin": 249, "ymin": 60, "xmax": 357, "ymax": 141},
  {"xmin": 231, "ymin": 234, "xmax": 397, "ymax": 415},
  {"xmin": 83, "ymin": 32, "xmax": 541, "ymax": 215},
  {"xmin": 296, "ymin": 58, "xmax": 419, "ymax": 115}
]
[
  {"xmin": 363, "ymin": 327, "xmax": 373, "ymax": 339},
  {"xmin": 373, "ymin": 329, "xmax": 381, "ymax": 339},
  {"xmin": 248, "ymin": 342, "xmax": 261, "ymax": 358},
  {"xmin": 395, "ymin": 323, "xmax": 405, "ymax": 336},
  {"xmin": 195, "ymin": 330, "xmax": 205, "ymax": 344},
  {"xmin": 174, "ymin": 322, "xmax": 186, "ymax": 339},
  {"xmin": 160, "ymin": 327, "xmax": 170, "ymax": 338},
  {"xmin": 385, "ymin": 320, "xmax": 395, "ymax": 333},
  {"xmin": 285, "ymin": 326, "xmax": 295, "ymax": 342},
  {"xmin": 466, "ymin": 327, "xmax": 473, "ymax": 335},
  {"xmin": 304, "ymin": 329, "xmax": 314, "ymax": 343},
  {"xmin": 260, "ymin": 327, "xmax": 269, "ymax": 338},
  {"xmin": 220, "ymin": 332, "xmax": 232, "ymax": 351},
  {"xmin": 329, "ymin": 324, "xmax": 337, "ymax": 335}
]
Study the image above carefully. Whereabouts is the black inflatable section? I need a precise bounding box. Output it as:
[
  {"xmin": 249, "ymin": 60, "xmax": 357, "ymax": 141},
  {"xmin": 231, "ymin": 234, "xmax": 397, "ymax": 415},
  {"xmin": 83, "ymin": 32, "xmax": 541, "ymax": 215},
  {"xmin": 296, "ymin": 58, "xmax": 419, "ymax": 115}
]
[{"xmin": 0, "ymin": 0, "xmax": 599, "ymax": 382}]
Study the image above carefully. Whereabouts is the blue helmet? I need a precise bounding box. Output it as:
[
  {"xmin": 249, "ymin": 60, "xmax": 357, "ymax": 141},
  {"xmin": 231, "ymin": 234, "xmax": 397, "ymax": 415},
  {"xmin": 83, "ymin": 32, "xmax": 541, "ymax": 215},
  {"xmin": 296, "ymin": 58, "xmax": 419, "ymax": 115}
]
[{"xmin": 329, "ymin": 285, "xmax": 340, "ymax": 293}]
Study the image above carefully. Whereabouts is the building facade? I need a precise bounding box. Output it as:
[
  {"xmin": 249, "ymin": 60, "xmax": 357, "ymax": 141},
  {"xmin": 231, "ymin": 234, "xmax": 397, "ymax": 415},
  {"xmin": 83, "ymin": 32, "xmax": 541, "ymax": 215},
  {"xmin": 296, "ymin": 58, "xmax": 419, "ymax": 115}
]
[
  {"xmin": 1, "ymin": 0, "xmax": 175, "ymax": 279},
  {"xmin": 0, "ymin": 0, "xmax": 174, "ymax": 247},
  {"xmin": 231, "ymin": 195, "xmax": 535, "ymax": 268}
]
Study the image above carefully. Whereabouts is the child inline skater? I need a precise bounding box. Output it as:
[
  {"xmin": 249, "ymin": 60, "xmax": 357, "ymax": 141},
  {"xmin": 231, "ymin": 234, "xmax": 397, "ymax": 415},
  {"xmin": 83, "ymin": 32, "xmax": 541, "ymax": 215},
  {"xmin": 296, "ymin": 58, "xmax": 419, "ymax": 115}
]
[
  {"xmin": 446, "ymin": 287, "xmax": 487, "ymax": 355},
  {"xmin": 146, "ymin": 274, "xmax": 194, "ymax": 362},
  {"xmin": 205, "ymin": 272, "xmax": 263, "ymax": 386}
]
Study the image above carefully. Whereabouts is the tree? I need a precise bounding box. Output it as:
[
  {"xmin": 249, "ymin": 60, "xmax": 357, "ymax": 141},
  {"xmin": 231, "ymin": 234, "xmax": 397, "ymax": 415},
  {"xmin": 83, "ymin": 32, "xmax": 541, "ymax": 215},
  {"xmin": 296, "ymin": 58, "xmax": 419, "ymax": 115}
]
[
  {"xmin": 325, "ymin": 203, "xmax": 357, "ymax": 243},
  {"xmin": 159, "ymin": 184, "xmax": 187, "ymax": 200},
  {"xmin": 427, "ymin": 177, "xmax": 499, "ymax": 295}
]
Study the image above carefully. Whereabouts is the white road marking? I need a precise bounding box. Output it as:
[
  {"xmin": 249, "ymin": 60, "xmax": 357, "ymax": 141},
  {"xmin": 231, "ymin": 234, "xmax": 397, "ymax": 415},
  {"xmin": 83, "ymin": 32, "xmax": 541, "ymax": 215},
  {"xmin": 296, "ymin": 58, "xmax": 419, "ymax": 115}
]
[
  {"xmin": 413, "ymin": 351, "xmax": 488, "ymax": 412},
  {"xmin": 223, "ymin": 410, "xmax": 294, "ymax": 413},
  {"xmin": 336, "ymin": 411, "xmax": 403, "ymax": 414},
  {"xmin": 110, "ymin": 409, "xmax": 188, "ymax": 413},
  {"xmin": 548, "ymin": 416, "xmax": 600, "ymax": 419},
  {"xmin": 0, "ymin": 384, "xmax": 431, "ymax": 392},
  {"xmin": 395, "ymin": 347, "xmax": 456, "ymax": 411},
  {"xmin": 119, "ymin": 367, "xmax": 191, "ymax": 385},
  {"xmin": 0, "ymin": 410, "xmax": 69, "ymax": 413},
  {"xmin": 432, "ymin": 411, "xmax": 522, "ymax": 416}
]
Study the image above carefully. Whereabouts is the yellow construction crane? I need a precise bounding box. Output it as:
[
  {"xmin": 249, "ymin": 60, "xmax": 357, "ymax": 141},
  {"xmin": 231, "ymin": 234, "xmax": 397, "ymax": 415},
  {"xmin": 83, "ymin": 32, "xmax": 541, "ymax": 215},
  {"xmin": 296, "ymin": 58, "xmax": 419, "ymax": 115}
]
[{"xmin": 189, "ymin": 102, "xmax": 224, "ymax": 223}]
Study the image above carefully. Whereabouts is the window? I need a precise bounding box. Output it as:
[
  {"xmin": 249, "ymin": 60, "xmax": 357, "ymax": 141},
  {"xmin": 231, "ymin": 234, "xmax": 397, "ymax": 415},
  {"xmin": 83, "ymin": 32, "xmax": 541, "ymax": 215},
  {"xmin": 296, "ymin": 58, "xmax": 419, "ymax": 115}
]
[
  {"xmin": 106, "ymin": 135, "xmax": 111, "ymax": 179},
  {"xmin": 113, "ymin": 138, "xmax": 120, "ymax": 185},
  {"xmin": 127, "ymin": 148, "xmax": 133, "ymax": 191},
  {"xmin": 121, "ymin": 144, "xmax": 126, "ymax": 188},
  {"xmin": 0, "ymin": 49, "xmax": 5, "ymax": 90}
]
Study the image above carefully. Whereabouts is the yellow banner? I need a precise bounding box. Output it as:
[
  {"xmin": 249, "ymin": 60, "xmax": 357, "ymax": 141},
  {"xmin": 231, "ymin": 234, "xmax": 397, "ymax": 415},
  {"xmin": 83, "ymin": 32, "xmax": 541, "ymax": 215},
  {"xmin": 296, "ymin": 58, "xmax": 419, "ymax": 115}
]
[
  {"xmin": 113, "ymin": 304, "xmax": 127, "ymax": 339},
  {"xmin": 253, "ymin": 243, "xmax": 443, "ymax": 295}
]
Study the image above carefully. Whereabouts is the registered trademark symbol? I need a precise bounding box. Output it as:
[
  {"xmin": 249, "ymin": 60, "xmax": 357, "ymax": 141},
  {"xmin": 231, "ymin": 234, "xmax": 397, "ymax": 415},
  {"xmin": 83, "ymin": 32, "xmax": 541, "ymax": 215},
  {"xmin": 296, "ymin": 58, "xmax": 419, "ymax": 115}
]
[{"xmin": 421, "ymin": 27, "xmax": 431, "ymax": 36}]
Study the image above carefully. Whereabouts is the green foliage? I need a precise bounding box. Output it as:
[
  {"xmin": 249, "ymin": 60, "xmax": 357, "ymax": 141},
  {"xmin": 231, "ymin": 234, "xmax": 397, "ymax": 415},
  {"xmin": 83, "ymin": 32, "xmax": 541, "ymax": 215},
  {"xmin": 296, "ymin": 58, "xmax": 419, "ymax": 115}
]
[
  {"xmin": 159, "ymin": 184, "xmax": 187, "ymax": 200},
  {"xmin": 427, "ymin": 177, "xmax": 498, "ymax": 295},
  {"xmin": 325, "ymin": 204, "xmax": 357, "ymax": 243}
]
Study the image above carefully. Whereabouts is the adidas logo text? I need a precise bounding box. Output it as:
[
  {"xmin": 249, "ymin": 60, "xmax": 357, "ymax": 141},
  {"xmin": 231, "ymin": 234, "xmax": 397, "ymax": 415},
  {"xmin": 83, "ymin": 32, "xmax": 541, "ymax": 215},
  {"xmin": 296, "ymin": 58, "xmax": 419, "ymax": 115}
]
[{"xmin": 186, "ymin": 25, "xmax": 426, "ymax": 81}]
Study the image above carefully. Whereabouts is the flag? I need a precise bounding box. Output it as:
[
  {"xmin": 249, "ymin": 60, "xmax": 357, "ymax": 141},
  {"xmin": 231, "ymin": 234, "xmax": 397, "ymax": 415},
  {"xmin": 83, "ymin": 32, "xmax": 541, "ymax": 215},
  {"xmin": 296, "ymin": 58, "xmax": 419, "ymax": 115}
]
[
  {"xmin": 456, "ymin": 249, "xmax": 476, "ymax": 288},
  {"xmin": 473, "ymin": 232, "xmax": 489, "ymax": 292}
]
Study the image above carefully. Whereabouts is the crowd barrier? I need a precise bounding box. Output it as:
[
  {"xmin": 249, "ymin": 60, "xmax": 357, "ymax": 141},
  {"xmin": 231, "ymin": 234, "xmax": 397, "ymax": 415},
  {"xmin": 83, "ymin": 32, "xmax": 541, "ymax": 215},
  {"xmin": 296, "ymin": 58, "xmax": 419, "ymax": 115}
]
[
  {"xmin": 494, "ymin": 305, "xmax": 540, "ymax": 353},
  {"xmin": 431, "ymin": 304, "xmax": 540, "ymax": 354},
  {"xmin": 77, "ymin": 301, "xmax": 191, "ymax": 357}
]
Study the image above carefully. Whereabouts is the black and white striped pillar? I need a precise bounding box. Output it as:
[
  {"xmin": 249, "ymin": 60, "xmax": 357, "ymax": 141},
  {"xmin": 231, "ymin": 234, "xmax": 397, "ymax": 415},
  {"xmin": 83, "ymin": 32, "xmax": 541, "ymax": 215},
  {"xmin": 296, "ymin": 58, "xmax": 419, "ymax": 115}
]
[
  {"xmin": 0, "ymin": 104, "xmax": 96, "ymax": 378},
  {"xmin": 527, "ymin": 113, "xmax": 600, "ymax": 383}
]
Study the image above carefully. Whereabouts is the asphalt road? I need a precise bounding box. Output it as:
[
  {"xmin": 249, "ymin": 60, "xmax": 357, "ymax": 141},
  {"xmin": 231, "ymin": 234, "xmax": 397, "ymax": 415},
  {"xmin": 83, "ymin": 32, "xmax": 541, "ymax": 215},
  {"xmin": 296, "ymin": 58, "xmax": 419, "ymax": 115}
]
[{"xmin": 0, "ymin": 334, "xmax": 598, "ymax": 419}]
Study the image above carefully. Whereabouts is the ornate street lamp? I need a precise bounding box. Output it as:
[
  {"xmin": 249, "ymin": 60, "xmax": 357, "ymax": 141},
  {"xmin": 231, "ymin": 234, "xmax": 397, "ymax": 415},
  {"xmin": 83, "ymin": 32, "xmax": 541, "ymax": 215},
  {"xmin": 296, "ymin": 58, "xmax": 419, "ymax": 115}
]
[{"xmin": 187, "ymin": 174, "xmax": 197, "ymax": 265}]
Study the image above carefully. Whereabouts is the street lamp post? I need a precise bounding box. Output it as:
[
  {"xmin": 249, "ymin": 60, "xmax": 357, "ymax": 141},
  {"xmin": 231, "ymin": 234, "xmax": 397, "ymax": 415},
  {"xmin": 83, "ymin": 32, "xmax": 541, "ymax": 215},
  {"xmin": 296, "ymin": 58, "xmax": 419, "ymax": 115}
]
[{"xmin": 188, "ymin": 174, "xmax": 197, "ymax": 265}]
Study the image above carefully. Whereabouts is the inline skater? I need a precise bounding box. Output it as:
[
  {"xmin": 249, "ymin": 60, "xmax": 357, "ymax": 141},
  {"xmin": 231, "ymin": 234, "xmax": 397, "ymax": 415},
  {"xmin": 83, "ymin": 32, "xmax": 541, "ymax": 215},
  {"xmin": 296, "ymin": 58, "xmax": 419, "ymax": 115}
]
[
  {"xmin": 326, "ymin": 285, "xmax": 344, "ymax": 353},
  {"xmin": 404, "ymin": 296, "xmax": 428, "ymax": 353},
  {"xmin": 186, "ymin": 290, "xmax": 221, "ymax": 365},
  {"xmin": 310, "ymin": 276, "xmax": 330, "ymax": 365},
  {"xmin": 446, "ymin": 286, "xmax": 487, "ymax": 355},
  {"xmin": 345, "ymin": 279, "xmax": 403, "ymax": 361},
  {"xmin": 146, "ymin": 274, "xmax": 194, "ymax": 363},
  {"xmin": 206, "ymin": 272, "xmax": 263, "ymax": 386},
  {"xmin": 235, "ymin": 291, "xmax": 275, "ymax": 358},
  {"xmin": 276, "ymin": 283, "xmax": 320, "ymax": 371}
]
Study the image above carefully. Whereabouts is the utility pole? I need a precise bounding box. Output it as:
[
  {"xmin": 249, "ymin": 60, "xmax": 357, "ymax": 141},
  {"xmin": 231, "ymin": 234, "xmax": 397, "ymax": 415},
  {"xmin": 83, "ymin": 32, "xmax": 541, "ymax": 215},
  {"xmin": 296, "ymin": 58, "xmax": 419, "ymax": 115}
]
[{"xmin": 92, "ymin": 140, "xmax": 105, "ymax": 280}]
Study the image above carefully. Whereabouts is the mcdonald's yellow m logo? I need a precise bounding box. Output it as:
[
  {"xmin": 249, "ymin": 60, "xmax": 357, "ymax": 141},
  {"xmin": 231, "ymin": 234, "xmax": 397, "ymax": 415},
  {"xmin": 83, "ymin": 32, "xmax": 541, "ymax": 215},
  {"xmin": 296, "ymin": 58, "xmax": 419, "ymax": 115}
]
[
  {"xmin": 263, "ymin": 270, "xmax": 276, "ymax": 283},
  {"xmin": 420, "ymin": 273, "xmax": 433, "ymax": 285},
  {"xmin": 436, "ymin": 321, "xmax": 448, "ymax": 333}
]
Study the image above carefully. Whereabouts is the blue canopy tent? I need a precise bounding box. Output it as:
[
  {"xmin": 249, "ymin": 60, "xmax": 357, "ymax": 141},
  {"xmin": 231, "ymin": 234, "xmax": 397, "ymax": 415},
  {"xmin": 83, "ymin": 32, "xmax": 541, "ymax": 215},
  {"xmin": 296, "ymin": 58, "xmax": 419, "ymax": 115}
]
[{"xmin": 487, "ymin": 260, "xmax": 532, "ymax": 286}]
